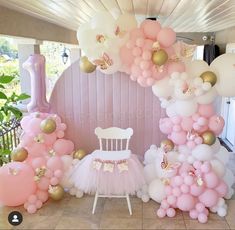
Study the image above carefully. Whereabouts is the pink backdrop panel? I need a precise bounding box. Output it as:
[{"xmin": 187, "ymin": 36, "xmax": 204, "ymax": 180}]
[{"xmin": 49, "ymin": 60, "xmax": 166, "ymax": 157}]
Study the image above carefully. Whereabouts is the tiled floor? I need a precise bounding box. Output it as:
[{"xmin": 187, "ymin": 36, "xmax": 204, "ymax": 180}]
[{"xmin": 0, "ymin": 194, "xmax": 235, "ymax": 230}]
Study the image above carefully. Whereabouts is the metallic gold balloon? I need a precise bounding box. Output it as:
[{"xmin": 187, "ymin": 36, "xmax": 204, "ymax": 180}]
[
  {"xmin": 79, "ymin": 56, "xmax": 96, "ymax": 73},
  {"xmin": 160, "ymin": 139, "xmax": 174, "ymax": 152},
  {"xmin": 11, "ymin": 147, "xmax": 28, "ymax": 162},
  {"xmin": 40, "ymin": 118, "xmax": 56, "ymax": 134},
  {"xmin": 73, "ymin": 149, "xmax": 87, "ymax": 160},
  {"xmin": 201, "ymin": 131, "xmax": 216, "ymax": 145},
  {"xmin": 48, "ymin": 185, "xmax": 64, "ymax": 201},
  {"xmin": 152, "ymin": 49, "xmax": 168, "ymax": 66},
  {"xmin": 200, "ymin": 71, "xmax": 217, "ymax": 86}
]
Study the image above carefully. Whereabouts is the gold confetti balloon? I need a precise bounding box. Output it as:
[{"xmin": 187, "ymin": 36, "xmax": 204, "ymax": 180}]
[
  {"xmin": 73, "ymin": 149, "xmax": 87, "ymax": 160},
  {"xmin": 201, "ymin": 131, "xmax": 216, "ymax": 145},
  {"xmin": 48, "ymin": 185, "xmax": 64, "ymax": 201},
  {"xmin": 79, "ymin": 56, "xmax": 96, "ymax": 73},
  {"xmin": 11, "ymin": 147, "xmax": 28, "ymax": 162},
  {"xmin": 160, "ymin": 139, "xmax": 174, "ymax": 152},
  {"xmin": 152, "ymin": 49, "xmax": 168, "ymax": 66},
  {"xmin": 200, "ymin": 71, "xmax": 217, "ymax": 86},
  {"xmin": 40, "ymin": 118, "xmax": 57, "ymax": 134}
]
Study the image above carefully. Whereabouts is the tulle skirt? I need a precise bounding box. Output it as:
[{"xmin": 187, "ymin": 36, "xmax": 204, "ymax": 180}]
[{"xmin": 69, "ymin": 154, "xmax": 145, "ymax": 195}]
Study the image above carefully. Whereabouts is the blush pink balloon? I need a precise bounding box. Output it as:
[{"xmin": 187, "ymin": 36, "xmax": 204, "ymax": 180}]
[
  {"xmin": 0, "ymin": 162, "xmax": 36, "ymax": 206},
  {"xmin": 189, "ymin": 209, "xmax": 198, "ymax": 219},
  {"xmin": 140, "ymin": 20, "xmax": 161, "ymax": 40},
  {"xmin": 36, "ymin": 190, "xmax": 48, "ymax": 202},
  {"xmin": 27, "ymin": 204, "xmax": 37, "ymax": 214},
  {"xmin": 130, "ymin": 28, "xmax": 145, "ymax": 40},
  {"xmin": 56, "ymin": 130, "xmax": 65, "ymax": 138},
  {"xmin": 143, "ymin": 39, "xmax": 154, "ymax": 50},
  {"xmin": 142, "ymin": 50, "xmax": 152, "ymax": 60},
  {"xmin": 50, "ymin": 177, "xmax": 59, "ymax": 186},
  {"xmin": 215, "ymin": 181, "xmax": 228, "ymax": 197},
  {"xmin": 203, "ymin": 172, "xmax": 219, "ymax": 188},
  {"xmin": 42, "ymin": 133, "xmax": 57, "ymax": 146},
  {"xmin": 31, "ymin": 157, "xmax": 47, "ymax": 169},
  {"xmin": 157, "ymin": 208, "xmax": 166, "ymax": 218},
  {"xmin": 131, "ymin": 64, "xmax": 142, "ymax": 77},
  {"xmin": 190, "ymin": 184, "xmax": 205, "ymax": 196},
  {"xmin": 199, "ymin": 189, "xmax": 218, "ymax": 207},
  {"xmin": 28, "ymin": 194, "xmax": 37, "ymax": 204},
  {"xmin": 27, "ymin": 117, "xmax": 42, "ymax": 134},
  {"xmin": 20, "ymin": 116, "xmax": 32, "ymax": 131},
  {"xmin": 47, "ymin": 156, "xmax": 63, "ymax": 171},
  {"xmin": 198, "ymin": 104, "xmax": 215, "ymax": 118},
  {"xmin": 37, "ymin": 177, "xmax": 50, "ymax": 190},
  {"xmin": 26, "ymin": 142, "xmax": 47, "ymax": 157},
  {"xmin": 53, "ymin": 139, "xmax": 74, "ymax": 156},
  {"xmin": 208, "ymin": 115, "xmax": 225, "ymax": 135},
  {"xmin": 177, "ymin": 194, "xmax": 195, "ymax": 211},
  {"xmin": 157, "ymin": 28, "xmax": 176, "ymax": 47},
  {"xmin": 167, "ymin": 61, "xmax": 185, "ymax": 75},
  {"xmin": 36, "ymin": 200, "xmax": 43, "ymax": 209},
  {"xmin": 170, "ymin": 131, "xmax": 187, "ymax": 145},
  {"xmin": 181, "ymin": 117, "xmax": 194, "ymax": 131},
  {"xmin": 159, "ymin": 118, "xmax": 173, "ymax": 134}
]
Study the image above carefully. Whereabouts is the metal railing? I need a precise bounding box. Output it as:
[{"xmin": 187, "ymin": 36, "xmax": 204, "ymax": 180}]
[{"xmin": 0, "ymin": 118, "xmax": 22, "ymax": 164}]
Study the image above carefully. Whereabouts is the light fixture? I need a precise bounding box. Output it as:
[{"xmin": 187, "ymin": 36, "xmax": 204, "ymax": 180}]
[{"xmin": 61, "ymin": 47, "xmax": 69, "ymax": 64}]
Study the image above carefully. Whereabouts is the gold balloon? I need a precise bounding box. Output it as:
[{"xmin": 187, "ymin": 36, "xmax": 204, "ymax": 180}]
[
  {"xmin": 79, "ymin": 56, "xmax": 96, "ymax": 73},
  {"xmin": 73, "ymin": 149, "xmax": 87, "ymax": 160},
  {"xmin": 40, "ymin": 118, "xmax": 56, "ymax": 134},
  {"xmin": 200, "ymin": 71, "xmax": 217, "ymax": 86},
  {"xmin": 11, "ymin": 147, "xmax": 28, "ymax": 162},
  {"xmin": 160, "ymin": 139, "xmax": 174, "ymax": 152},
  {"xmin": 201, "ymin": 131, "xmax": 216, "ymax": 145},
  {"xmin": 48, "ymin": 185, "xmax": 64, "ymax": 201},
  {"xmin": 152, "ymin": 49, "xmax": 168, "ymax": 66}
]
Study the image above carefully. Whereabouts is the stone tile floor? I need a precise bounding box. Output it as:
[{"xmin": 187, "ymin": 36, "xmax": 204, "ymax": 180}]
[{"xmin": 0, "ymin": 193, "xmax": 235, "ymax": 230}]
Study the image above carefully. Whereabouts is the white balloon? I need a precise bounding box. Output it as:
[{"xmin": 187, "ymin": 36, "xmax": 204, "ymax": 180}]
[
  {"xmin": 116, "ymin": 14, "xmax": 137, "ymax": 31},
  {"xmin": 211, "ymin": 53, "xmax": 235, "ymax": 97},
  {"xmin": 215, "ymin": 146, "xmax": 231, "ymax": 164},
  {"xmin": 217, "ymin": 207, "xmax": 227, "ymax": 217},
  {"xmin": 187, "ymin": 155, "xmax": 195, "ymax": 164},
  {"xmin": 136, "ymin": 190, "xmax": 142, "ymax": 198},
  {"xmin": 141, "ymin": 194, "xmax": 150, "ymax": 203},
  {"xmin": 211, "ymin": 159, "xmax": 225, "ymax": 178},
  {"xmin": 223, "ymin": 169, "xmax": 235, "ymax": 187},
  {"xmin": 69, "ymin": 187, "xmax": 77, "ymax": 196},
  {"xmin": 148, "ymin": 179, "xmax": 166, "ymax": 203},
  {"xmin": 196, "ymin": 87, "xmax": 218, "ymax": 104},
  {"xmin": 186, "ymin": 60, "xmax": 209, "ymax": 78},
  {"xmin": 192, "ymin": 144, "xmax": 213, "ymax": 161},
  {"xmin": 152, "ymin": 77, "xmax": 173, "ymax": 98},
  {"xmin": 61, "ymin": 155, "xmax": 73, "ymax": 170},
  {"xmin": 175, "ymin": 99, "xmax": 198, "ymax": 117},
  {"xmin": 144, "ymin": 163, "xmax": 158, "ymax": 184},
  {"xmin": 167, "ymin": 151, "xmax": 179, "ymax": 162},
  {"xmin": 166, "ymin": 103, "xmax": 178, "ymax": 117},
  {"xmin": 76, "ymin": 190, "xmax": 84, "ymax": 198},
  {"xmin": 211, "ymin": 138, "xmax": 221, "ymax": 153},
  {"xmin": 144, "ymin": 145, "xmax": 158, "ymax": 165},
  {"xmin": 225, "ymin": 188, "xmax": 234, "ymax": 199}
]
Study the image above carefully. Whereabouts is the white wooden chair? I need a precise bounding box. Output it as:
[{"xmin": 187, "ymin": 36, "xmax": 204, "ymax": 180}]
[{"xmin": 92, "ymin": 127, "xmax": 133, "ymax": 215}]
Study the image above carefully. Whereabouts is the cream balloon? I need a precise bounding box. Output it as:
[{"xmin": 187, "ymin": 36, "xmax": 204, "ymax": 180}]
[
  {"xmin": 186, "ymin": 60, "xmax": 209, "ymax": 78},
  {"xmin": 215, "ymin": 146, "xmax": 231, "ymax": 164},
  {"xmin": 148, "ymin": 179, "xmax": 166, "ymax": 203},
  {"xmin": 144, "ymin": 164, "xmax": 157, "ymax": 184},
  {"xmin": 116, "ymin": 14, "xmax": 137, "ymax": 32},
  {"xmin": 210, "ymin": 53, "xmax": 235, "ymax": 97},
  {"xmin": 196, "ymin": 88, "xmax": 218, "ymax": 104},
  {"xmin": 192, "ymin": 144, "xmax": 213, "ymax": 161},
  {"xmin": 152, "ymin": 77, "xmax": 173, "ymax": 98},
  {"xmin": 174, "ymin": 99, "xmax": 198, "ymax": 117},
  {"xmin": 210, "ymin": 159, "xmax": 225, "ymax": 178}
]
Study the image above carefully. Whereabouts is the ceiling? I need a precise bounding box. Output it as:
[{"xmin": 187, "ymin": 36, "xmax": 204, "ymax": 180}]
[{"xmin": 0, "ymin": 0, "xmax": 235, "ymax": 32}]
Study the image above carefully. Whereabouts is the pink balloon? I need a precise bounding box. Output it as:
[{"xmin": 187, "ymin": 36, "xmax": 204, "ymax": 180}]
[
  {"xmin": 157, "ymin": 28, "xmax": 176, "ymax": 47},
  {"xmin": 59, "ymin": 123, "xmax": 67, "ymax": 131},
  {"xmin": 50, "ymin": 177, "xmax": 59, "ymax": 186},
  {"xmin": 142, "ymin": 50, "xmax": 152, "ymax": 60},
  {"xmin": 167, "ymin": 195, "xmax": 176, "ymax": 205},
  {"xmin": 197, "ymin": 117, "xmax": 208, "ymax": 126},
  {"xmin": 42, "ymin": 133, "xmax": 57, "ymax": 146},
  {"xmin": 26, "ymin": 142, "xmax": 47, "ymax": 157},
  {"xmin": 131, "ymin": 64, "xmax": 142, "ymax": 77},
  {"xmin": 189, "ymin": 209, "xmax": 198, "ymax": 219},
  {"xmin": 173, "ymin": 125, "xmax": 181, "ymax": 132},
  {"xmin": 143, "ymin": 39, "xmax": 154, "ymax": 50},
  {"xmin": 47, "ymin": 156, "xmax": 63, "ymax": 171},
  {"xmin": 130, "ymin": 28, "xmax": 145, "ymax": 40},
  {"xmin": 140, "ymin": 60, "xmax": 151, "ymax": 70},
  {"xmin": 166, "ymin": 208, "xmax": 176, "ymax": 217},
  {"xmin": 0, "ymin": 162, "xmax": 36, "ymax": 206},
  {"xmin": 215, "ymin": 181, "xmax": 228, "ymax": 197},
  {"xmin": 36, "ymin": 190, "xmax": 48, "ymax": 202},
  {"xmin": 165, "ymin": 186, "xmax": 172, "ymax": 195},
  {"xmin": 198, "ymin": 104, "xmax": 215, "ymax": 118},
  {"xmin": 54, "ymin": 169, "xmax": 63, "ymax": 178},
  {"xmin": 26, "ymin": 117, "xmax": 42, "ymax": 134},
  {"xmin": 167, "ymin": 61, "xmax": 185, "ymax": 75},
  {"xmin": 56, "ymin": 130, "xmax": 65, "ymax": 139},
  {"xmin": 132, "ymin": 47, "xmax": 142, "ymax": 57},
  {"xmin": 37, "ymin": 177, "xmax": 50, "ymax": 190},
  {"xmin": 27, "ymin": 204, "xmax": 37, "ymax": 214},
  {"xmin": 157, "ymin": 208, "xmax": 166, "ymax": 218},
  {"xmin": 187, "ymin": 141, "xmax": 196, "ymax": 149},
  {"xmin": 140, "ymin": 20, "xmax": 161, "ymax": 40},
  {"xmin": 198, "ymin": 213, "xmax": 208, "ymax": 223},
  {"xmin": 180, "ymin": 184, "xmax": 190, "ymax": 193},
  {"xmin": 161, "ymin": 199, "xmax": 170, "ymax": 209},
  {"xmin": 36, "ymin": 200, "xmax": 43, "ymax": 209},
  {"xmin": 120, "ymin": 46, "xmax": 134, "ymax": 68},
  {"xmin": 146, "ymin": 77, "xmax": 155, "ymax": 86},
  {"xmin": 199, "ymin": 189, "xmax": 218, "ymax": 207},
  {"xmin": 208, "ymin": 115, "xmax": 225, "ymax": 135},
  {"xmin": 53, "ymin": 139, "xmax": 74, "ymax": 156},
  {"xmin": 172, "ymin": 187, "xmax": 181, "ymax": 197},
  {"xmin": 28, "ymin": 195, "xmax": 37, "ymax": 204},
  {"xmin": 177, "ymin": 194, "xmax": 195, "ymax": 211},
  {"xmin": 45, "ymin": 169, "xmax": 53, "ymax": 178},
  {"xmin": 195, "ymin": 137, "xmax": 203, "ymax": 145},
  {"xmin": 170, "ymin": 131, "xmax": 187, "ymax": 145},
  {"xmin": 136, "ymin": 38, "xmax": 145, "ymax": 47},
  {"xmin": 159, "ymin": 118, "xmax": 173, "ymax": 134},
  {"xmin": 181, "ymin": 117, "xmax": 194, "ymax": 131},
  {"xmin": 152, "ymin": 65, "xmax": 167, "ymax": 80},
  {"xmin": 20, "ymin": 116, "xmax": 32, "ymax": 131},
  {"xmin": 142, "ymin": 70, "xmax": 152, "ymax": 78},
  {"xmin": 184, "ymin": 176, "xmax": 194, "ymax": 186},
  {"xmin": 31, "ymin": 157, "xmax": 47, "ymax": 169}
]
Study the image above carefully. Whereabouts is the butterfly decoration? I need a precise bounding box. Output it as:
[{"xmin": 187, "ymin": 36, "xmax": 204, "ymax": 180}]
[
  {"xmin": 93, "ymin": 53, "xmax": 113, "ymax": 70},
  {"xmin": 8, "ymin": 167, "xmax": 19, "ymax": 176},
  {"xmin": 34, "ymin": 166, "xmax": 47, "ymax": 182},
  {"xmin": 161, "ymin": 153, "xmax": 180, "ymax": 171}
]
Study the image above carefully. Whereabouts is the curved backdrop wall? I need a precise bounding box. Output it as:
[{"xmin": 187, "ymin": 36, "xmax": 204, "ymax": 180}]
[{"xmin": 50, "ymin": 60, "xmax": 166, "ymax": 156}]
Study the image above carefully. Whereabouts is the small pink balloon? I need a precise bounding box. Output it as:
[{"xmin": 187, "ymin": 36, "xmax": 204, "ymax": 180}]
[
  {"xmin": 37, "ymin": 177, "xmax": 50, "ymax": 190},
  {"xmin": 59, "ymin": 123, "xmax": 67, "ymax": 131},
  {"xmin": 167, "ymin": 195, "xmax": 176, "ymax": 205},
  {"xmin": 56, "ymin": 130, "xmax": 65, "ymax": 138},
  {"xmin": 161, "ymin": 199, "xmax": 170, "ymax": 209},
  {"xmin": 141, "ymin": 20, "xmax": 161, "ymax": 40},
  {"xmin": 143, "ymin": 39, "xmax": 154, "ymax": 50},
  {"xmin": 165, "ymin": 186, "xmax": 172, "ymax": 195},
  {"xmin": 27, "ymin": 117, "xmax": 43, "ymax": 134},
  {"xmin": 136, "ymin": 38, "xmax": 145, "ymax": 47},
  {"xmin": 157, "ymin": 208, "xmax": 166, "ymax": 218},
  {"xmin": 50, "ymin": 177, "xmax": 59, "ymax": 186},
  {"xmin": 190, "ymin": 184, "xmax": 204, "ymax": 196},
  {"xmin": 198, "ymin": 104, "xmax": 215, "ymax": 118},
  {"xmin": 201, "ymin": 162, "xmax": 211, "ymax": 173},
  {"xmin": 197, "ymin": 117, "xmax": 208, "ymax": 126},
  {"xmin": 181, "ymin": 117, "xmax": 194, "ymax": 131},
  {"xmin": 173, "ymin": 176, "xmax": 184, "ymax": 186},
  {"xmin": 184, "ymin": 176, "xmax": 194, "ymax": 186},
  {"xmin": 54, "ymin": 169, "xmax": 63, "ymax": 178},
  {"xmin": 208, "ymin": 115, "xmax": 225, "ymax": 135},
  {"xmin": 142, "ymin": 70, "xmax": 152, "ymax": 78},
  {"xmin": 159, "ymin": 118, "xmax": 173, "ymax": 134},
  {"xmin": 130, "ymin": 28, "xmax": 145, "ymax": 40},
  {"xmin": 146, "ymin": 77, "xmax": 155, "ymax": 86},
  {"xmin": 45, "ymin": 169, "xmax": 53, "ymax": 178},
  {"xmin": 196, "ymin": 203, "xmax": 205, "ymax": 213},
  {"xmin": 215, "ymin": 181, "xmax": 228, "ymax": 197},
  {"xmin": 130, "ymin": 75, "xmax": 137, "ymax": 81},
  {"xmin": 168, "ymin": 61, "xmax": 185, "ymax": 75},
  {"xmin": 53, "ymin": 139, "xmax": 74, "ymax": 156},
  {"xmin": 126, "ymin": 41, "xmax": 135, "ymax": 49},
  {"xmin": 27, "ymin": 204, "xmax": 37, "ymax": 214},
  {"xmin": 187, "ymin": 141, "xmax": 196, "ymax": 149},
  {"xmin": 193, "ymin": 161, "xmax": 202, "ymax": 169},
  {"xmin": 198, "ymin": 213, "xmax": 208, "ymax": 223},
  {"xmin": 137, "ymin": 77, "xmax": 148, "ymax": 87},
  {"xmin": 171, "ymin": 116, "xmax": 181, "ymax": 125},
  {"xmin": 42, "ymin": 133, "xmax": 57, "ymax": 146},
  {"xmin": 170, "ymin": 131, "xmax": 187, "ymax": 145},
  {"xmin": 134, "ymin": 56, "xmax": 142, "ymax": 65},
  {"xmin": 195, "ymin": 137, "xmax": 203, "ymax": 145},
  {"xmin": 132, "ymin": 47, "xmax": 142, "ymax": 57},
  {"xmin": 20, "ymin": 116, "xmax": 32, "ymax": 131},
  {"xmin": 131, "ymin": 64, "xmax": 142, "ymax": 77},
  {"xmin": 177, "ymin": 194, "xmax": 195, "ymax": 211},
  {"xmin": 36, "ymin": 200, "xmax": 43, "ymax": 209},
  {"xmin": 189, "ymin": 209, "xmax": 198, "ymax": 219},
  {"xmin": 172, "ymin": 187, "xmax": 181, "ymax": 197},
  {"xmin": 36, "ymin": 190, "xmax": 48, "ymax": 202},
  {"xmin": 28, "ymin": 195, "xmax": 37, "ymax": 204},
  {"xmin": 192, "ymin": 113, "xmax": 200, "ymax": 121},
  {"xmin": 173, "ymin": 125, "xmax": 181, "ymax": 132},
  {"xmin": 140, "ymin": 60, "xmax": 151, "ymax": 70},
  {"xmin": 157, "ymin": 28, "xmax": 176, "ymax": 47},
  {"xmin": 166, "ymin": 208, "xmax": 176, "ymax": 217},
  {"xmin": 31, "ymin": 157, "xmax": 47, "ymax": 169},
  {"xmin": 180, "ymin": 184, "xmax": 190, "ymax": 194},
  {"xmin": 199, "ymin": 189, "xmax": 219, "ymax": 207},
  {"xmin": 142, "ymin": 50, "xmax": 152, "ymax": 60},
  {"xmin": 47, "ymin": 156, "xmax": 63, "ymax": 171}
]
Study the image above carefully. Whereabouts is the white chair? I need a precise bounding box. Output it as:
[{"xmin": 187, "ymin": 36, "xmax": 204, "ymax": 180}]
[{"xmin": 92, "ymin": 127, "xmax": 133, "ymax": 215}]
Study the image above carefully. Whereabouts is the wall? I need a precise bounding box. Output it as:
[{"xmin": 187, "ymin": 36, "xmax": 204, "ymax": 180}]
[{"xmin": 49, "ymin": 60, "xmax": 166, "ymax": 157}]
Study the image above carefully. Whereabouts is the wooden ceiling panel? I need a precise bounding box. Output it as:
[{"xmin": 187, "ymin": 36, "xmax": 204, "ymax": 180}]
[{"xmin": 1, "ymin": 0, "xmax": 235, "ymax": 32}]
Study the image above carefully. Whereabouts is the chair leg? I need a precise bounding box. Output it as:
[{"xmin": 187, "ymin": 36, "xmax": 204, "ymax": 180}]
[
  {"xmin": 126, "ymin": 194, "xmax": 132, "ymax": 215},
  {"xmin": 92, "ymin": 191, "xmax": 99, "ymax": 214}
]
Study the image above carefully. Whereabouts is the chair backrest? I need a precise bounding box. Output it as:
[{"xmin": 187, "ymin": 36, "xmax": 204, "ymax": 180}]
[{"xmin": 95, "ymin": 127, "xmax": 133, "ymax": 151}]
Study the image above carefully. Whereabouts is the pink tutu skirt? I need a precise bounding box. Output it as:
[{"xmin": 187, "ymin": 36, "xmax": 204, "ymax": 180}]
[{"xmin": 70, "ymin": 154, "xmax": 145, "ymax": 195}]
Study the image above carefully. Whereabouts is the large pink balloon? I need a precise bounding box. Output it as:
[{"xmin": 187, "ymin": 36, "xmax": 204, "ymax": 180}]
[
  {"xmin": 157, "ymin": 28, "xmax": 176, "ymax": 47},
  {"xmin": 198, "ymin": 104, "xmax": 214, "ymax": 118},
  {"xmin": 181, "ymin": 117, "xmax": 194, "ymax": 131},
  {"xmin": 120, "ymin": 46, "xmax": 135, "ymax": 67},
  {"xmin": 23, "ymin": 54, "xmax": 50, "ymax": 113},
  {"xmin": 177, "ymin": 194, "xmax": 195, "ymax": 211},
  {"xmin": 140, "ymin": 20, "xmax": 161, "ymax": 40},
  {"xmin": 53, "ymin": 139, "xmax": 74, "ymax": 156},
  {"xmin": 199, "ymin": 189, "xmax": 218, "ymax": 207},
  {"xmin": 208, "ymin": 115, "xmax": 225, "ymax": 135},
  {"xmin": 170, "ymin": 131, "xmax": 187, "ymax": 145},
  {"xmin": 47, "ymin": 156, "xmax": 63, "ymax": 171},
  {"xmin": 0, "ymin": 162, "xmax": 36, "ymax": 206}
]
